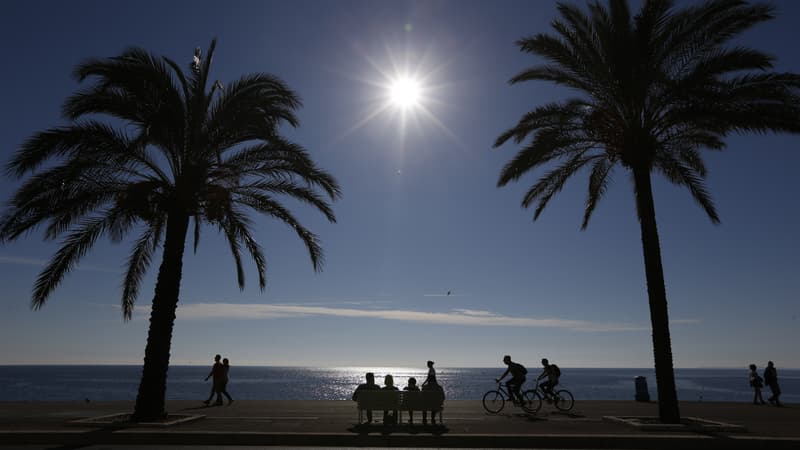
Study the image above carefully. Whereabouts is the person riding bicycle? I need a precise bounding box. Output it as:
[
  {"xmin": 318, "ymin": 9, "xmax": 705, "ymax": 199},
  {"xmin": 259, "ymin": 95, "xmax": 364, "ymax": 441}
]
[
  {"xmin": 496, "ymin": 355, "xmax": 527, "ymax": 403},
  {"xmin": 537, "ymin": 358, "xmax": 560, "ymax": 399}
]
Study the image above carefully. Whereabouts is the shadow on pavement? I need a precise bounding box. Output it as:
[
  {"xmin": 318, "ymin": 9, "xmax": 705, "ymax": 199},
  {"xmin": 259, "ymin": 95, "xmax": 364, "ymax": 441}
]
[{"xmin": 349, "ymin": 422, "xmax": 449, "ymax": 435}]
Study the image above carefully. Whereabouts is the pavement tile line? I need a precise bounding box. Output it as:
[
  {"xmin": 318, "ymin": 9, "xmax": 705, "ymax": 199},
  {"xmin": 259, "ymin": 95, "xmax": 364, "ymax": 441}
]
[
  {"xmin": 603, "ymin": 415, "xmax": 746, "ymax": 432},
  {"xmin": 70, "ymin": 412, "xmax": 206, "ymax": 427}
]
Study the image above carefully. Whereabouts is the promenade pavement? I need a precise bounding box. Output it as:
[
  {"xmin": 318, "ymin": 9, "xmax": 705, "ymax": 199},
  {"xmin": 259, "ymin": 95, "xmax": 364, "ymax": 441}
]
[{"xmin": 0, "ymin": 400, "xmax": 797, "ymax": 449}]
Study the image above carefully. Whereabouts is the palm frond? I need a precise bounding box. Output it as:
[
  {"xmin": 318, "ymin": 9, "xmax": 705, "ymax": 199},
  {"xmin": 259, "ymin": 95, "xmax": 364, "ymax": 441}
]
[
  {"xmin": 522, "ymin": 154, "xmax": 600, "ymax": 220},
  {"xmin": 32, "ymin": 211, "xmax": 118, "ymax": 309},
  {"xmin": 235, "ymin": 180, "xmax": 336, "ymax": 223},
  {"xmin": 509, "ymin": 65, "xmax": 594, "ymax": 93},
  {"xmin": 498, "ymin": 126, "xmax": 595, "ymax": 187},
  {"xmin": 121, "ymin": 217, "xmax": 165, "ymax": 320},
  {"xmin": 655, "ymin": 156, "xmax": 720, "ymax": 223},
  {"xmin": 220, "ymin": 209, "xmax": 267, "ymax": 290},
  {"xmin": 220, "ymin": 208, "xmax": 247, "ymax": 290},
  {"xmin": 205, "ymin": 74, "xmax": 303, "ymax": 152},
  {"xmin": 236, "ymin": 193, "xmax": 324, "ymax": 271},
  {"xmin": 494, "ymin": 100, "xmax": 588, "ymax": 147},
  {"xmin": 192, "ymin": 216, "xmax": 200, "ymax": 254},
  {"xmin": 218, "ymin": 139, "xmax": 342, "ymax": 200},
  {"xmin": 582, "ymin": 157, "xmax": 615, "ymax": 229},
  {"xmin": 68, "ymin": 49, "xmax": 185, "ymax": 137}
]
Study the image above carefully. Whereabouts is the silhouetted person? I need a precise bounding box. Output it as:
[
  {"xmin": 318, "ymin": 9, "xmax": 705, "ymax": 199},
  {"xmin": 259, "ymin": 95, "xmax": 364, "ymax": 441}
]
[
  {"xmin": 403, "ymin": 377, "xmax": 420, "ymax": 424},
  {"xmin": 748, "ymin": 364, "xmax": 766, "ymax": 405},
  {"xmin": 421, "ymin": 379, "xmax": 445, "ymax": 425},
  {"xmin": 496, "ymin": 355, "xmax": 526, "ymax": 403},
  {"xmin": 382, "ymin": 374, "xmax": 399, "ymax": 425},
  {"xmin": 203, "ymin": 354, "xmax": 224, "ymax": 405},
  {"xmin": 352, "ymin": 372, "xmax": 381, "ymax": 423},
  {"xmin": 422, "ymin": 360, "xmax": 436, "ymax": 387},
  {"xmin": 217, "ymin": 358, "xmax": 234, "ymax": 405},
  {"xmin": 764, "ymin": 361, "xmax": 783, "ymax": 406},
  {"xmin": 538, "ymin": 358, "xmax": 561, "ymax": 400}
]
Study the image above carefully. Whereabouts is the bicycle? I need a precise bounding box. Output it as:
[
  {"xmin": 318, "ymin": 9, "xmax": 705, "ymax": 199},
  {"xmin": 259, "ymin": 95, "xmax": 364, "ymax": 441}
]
[
  {"xmin": 528, "ymin": 380, "xmax": 575, "ymax": 413},
  {"xmin": 482, "ymin": 380, "xmax": 540, "ymax": 414}
]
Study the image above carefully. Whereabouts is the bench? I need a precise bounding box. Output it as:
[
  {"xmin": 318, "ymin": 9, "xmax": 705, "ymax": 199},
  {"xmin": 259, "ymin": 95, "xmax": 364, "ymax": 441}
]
[{"xmin": 355, "ymin": 390, "xmax": 444, "ymax": 424}]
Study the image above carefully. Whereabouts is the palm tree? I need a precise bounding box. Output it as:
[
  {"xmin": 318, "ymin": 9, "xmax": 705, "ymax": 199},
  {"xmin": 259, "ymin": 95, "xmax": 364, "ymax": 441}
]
[
  {"xmin": 494, "ymin": 0, "xmax": 800, "ymax": 423},
  {"xmin": 0, "ymin": 40, "xmax": 341, "ymax": 421}
]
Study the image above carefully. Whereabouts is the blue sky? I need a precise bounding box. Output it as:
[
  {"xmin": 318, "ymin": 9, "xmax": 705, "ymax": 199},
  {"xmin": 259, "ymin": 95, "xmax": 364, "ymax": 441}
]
[{"xmin": 0, "ymin": 0, "xmax": 798, "ymax": 368}]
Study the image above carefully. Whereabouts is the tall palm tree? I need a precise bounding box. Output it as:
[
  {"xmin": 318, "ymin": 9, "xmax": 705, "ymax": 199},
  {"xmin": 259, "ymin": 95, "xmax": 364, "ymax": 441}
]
[
  {"xmin": 494, "ymin": 0, "xmax": 800, "ymax": 423},
  {"xmin": 0, "ymin": 40, "xmax": 341, "ymax": 421}
]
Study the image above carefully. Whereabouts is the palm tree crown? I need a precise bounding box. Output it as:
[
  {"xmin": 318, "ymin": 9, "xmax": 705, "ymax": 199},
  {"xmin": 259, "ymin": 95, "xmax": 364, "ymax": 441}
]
[
  {"xmin": 1, "ymin": 39, "xmax": 340, "ymax": 317},
  {"xmin": 0, "ymin": 39, "xmax": 340, "ymax": 420},
  {"xmin": 496, "ymin": 0, "xmax": 800, "ymax": 226},
  {"xmin": 494, "ymin": 0, "xmax": 800, "ymax": 423}
]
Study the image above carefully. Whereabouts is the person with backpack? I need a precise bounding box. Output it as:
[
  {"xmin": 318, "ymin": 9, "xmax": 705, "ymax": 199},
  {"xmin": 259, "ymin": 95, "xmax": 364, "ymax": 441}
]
[
  {"xmin": 496, "ymin": 355, "xmax": 527, "ymax": 403},
  {"xmin": 537, "ymin": 358, "xmax": 560, "ymax": 400}
]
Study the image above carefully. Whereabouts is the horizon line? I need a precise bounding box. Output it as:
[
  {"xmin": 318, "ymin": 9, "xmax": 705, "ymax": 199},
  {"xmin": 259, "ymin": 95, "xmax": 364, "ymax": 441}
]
[{"xmin": 2, "ymin": 363, "xmax": 796, "ymax": 370}]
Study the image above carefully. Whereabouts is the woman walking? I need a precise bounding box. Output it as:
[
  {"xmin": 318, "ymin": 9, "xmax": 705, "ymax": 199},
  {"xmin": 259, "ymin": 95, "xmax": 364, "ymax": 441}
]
[{"xmin": 748, "ymin": 364, "xmax": 766, "ymax": 405}]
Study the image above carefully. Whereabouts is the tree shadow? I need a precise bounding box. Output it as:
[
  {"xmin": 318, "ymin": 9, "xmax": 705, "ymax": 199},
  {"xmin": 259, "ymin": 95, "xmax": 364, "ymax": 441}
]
[{"xmin": 348, "ymin": 422, "xmax": 449, "ymax": 435}]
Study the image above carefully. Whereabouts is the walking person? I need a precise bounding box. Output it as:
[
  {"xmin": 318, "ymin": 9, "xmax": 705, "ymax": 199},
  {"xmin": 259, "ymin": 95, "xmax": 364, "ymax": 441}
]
[
  {"xmin": 421, "ymin": 379, "xmax": 445, "ymax": 426},
  {"xmin": 764, "ymin": 361, "xmax": 783, "ymax": 406},
  {"xmin": 422, "ymin": 360, "xmax": 436, "ymax": 387},
  {"xmin": 203, "ymin": 354, "xmax": 224, "ymax": 406},
  {"xmin": 748, "ymin": 364, "xmax": 766, "ymax": 405},
  {"xmin": 217, "ymin": 358, "xmax": 234, "ymax": 405}
]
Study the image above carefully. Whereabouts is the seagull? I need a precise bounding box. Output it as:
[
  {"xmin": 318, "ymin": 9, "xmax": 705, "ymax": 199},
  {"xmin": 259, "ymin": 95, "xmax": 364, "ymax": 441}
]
[{"xmin": 192, "ymin": 47, "xmax": 202, "ymax": 69}]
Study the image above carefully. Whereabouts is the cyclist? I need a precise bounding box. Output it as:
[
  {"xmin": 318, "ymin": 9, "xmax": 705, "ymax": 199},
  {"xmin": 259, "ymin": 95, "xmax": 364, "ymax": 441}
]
[
  {"xmin": 496, "ymin": 355, "xmax": 527, "ymax": 403},
  {"xmin": 537, "ymin": 358, "xmax": 561, "ymax": 400}
]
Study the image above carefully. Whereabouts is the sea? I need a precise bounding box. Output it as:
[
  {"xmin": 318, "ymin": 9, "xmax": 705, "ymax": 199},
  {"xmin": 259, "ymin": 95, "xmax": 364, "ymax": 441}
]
[{"xmin": 0, "ymin": 366, "xmax": 797, "ymax": 403}]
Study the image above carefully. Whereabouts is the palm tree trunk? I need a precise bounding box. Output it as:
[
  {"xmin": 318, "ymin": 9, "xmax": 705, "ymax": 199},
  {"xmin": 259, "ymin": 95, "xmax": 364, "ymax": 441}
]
[
  {"xmin": 132, "ymin": 210, "xmax": 189, "ymax": 421},
  {"xmin": 632, "ymin": 165, "xmax": 681, "ymax": 424}
]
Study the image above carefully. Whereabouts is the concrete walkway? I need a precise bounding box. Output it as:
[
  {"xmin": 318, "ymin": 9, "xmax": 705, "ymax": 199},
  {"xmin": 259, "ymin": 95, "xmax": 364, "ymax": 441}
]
[{"xmin": 0, "ymin": 400, "xmax": 797, "ymax": 448}]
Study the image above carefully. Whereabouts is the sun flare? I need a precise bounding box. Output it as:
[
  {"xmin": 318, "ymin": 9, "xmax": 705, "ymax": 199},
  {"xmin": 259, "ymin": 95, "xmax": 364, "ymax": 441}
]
[
  {"xmin": 335, "ymin": 46, "xmax": 464, "ymax": 147},
  {"xmin": 389, "ymin": 78, "xmax": 420, "ymax": 108}
]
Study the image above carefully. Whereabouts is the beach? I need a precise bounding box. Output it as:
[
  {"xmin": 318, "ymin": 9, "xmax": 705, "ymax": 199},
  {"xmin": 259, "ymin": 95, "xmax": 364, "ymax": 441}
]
[{"xmin": 1, "ymin": 400, "xmax": 798, "ymax": 448}]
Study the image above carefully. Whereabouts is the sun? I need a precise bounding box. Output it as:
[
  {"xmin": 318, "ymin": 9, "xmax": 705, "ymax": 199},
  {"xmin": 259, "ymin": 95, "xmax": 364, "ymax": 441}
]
[
  {"xmin": 333, "ymin": 45, "xmax": 465, "ymax": 148},
  {"xmin": 389, "ymin": 77, "xmax": 421, "ymax": 108}
]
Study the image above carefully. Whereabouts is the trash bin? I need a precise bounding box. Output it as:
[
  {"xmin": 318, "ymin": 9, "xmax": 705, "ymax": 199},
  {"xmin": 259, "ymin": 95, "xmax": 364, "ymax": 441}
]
[{"xmin": 634, "ymin": 376, "xmax": 650, "ymax": 402}]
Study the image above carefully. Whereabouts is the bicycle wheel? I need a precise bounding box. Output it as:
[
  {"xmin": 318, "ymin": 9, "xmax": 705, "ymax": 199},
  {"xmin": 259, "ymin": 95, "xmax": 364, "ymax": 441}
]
[
  {"xmin": 520, "ymin": 389, "xmax": 542, "ymax": 413},
  {"xmin": 482, "ymin": 390, "xmax": 505, "ymax": 414},
  {"xmin": 554, "ymin": 389, "xmax": 574, "ymax": 412}
]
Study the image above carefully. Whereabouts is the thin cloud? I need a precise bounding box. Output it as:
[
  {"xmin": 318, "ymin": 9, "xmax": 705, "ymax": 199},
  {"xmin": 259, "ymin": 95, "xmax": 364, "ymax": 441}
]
[
  {"xmin": 158, "ymin": 302, "xmax": 661, "ymax": 332},
  {"xmin": 671, "ymin": 318, "xmax": 703, "ymax": 325},
  {"xmin": 0, "ymin": 255, "xmax": 119, "ymax": 274}
]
